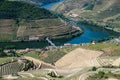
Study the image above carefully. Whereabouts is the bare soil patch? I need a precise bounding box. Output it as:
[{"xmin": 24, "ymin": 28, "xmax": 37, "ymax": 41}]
[{"xmin": 55, "ymin": 48, "xmax": 103, "ymax": 69}]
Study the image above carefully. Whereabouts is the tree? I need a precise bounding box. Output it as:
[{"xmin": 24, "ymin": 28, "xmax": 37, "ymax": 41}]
[
  {"xmin": 0, "ymin": 48, "xmax": 3, "ymax": 52},
  {"xmin": 0, "ymin": 48, "xmax": 6, "ymax": 57}
]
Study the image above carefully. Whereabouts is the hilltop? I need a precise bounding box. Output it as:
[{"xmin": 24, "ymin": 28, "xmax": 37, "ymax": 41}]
[
  {"xmin": 51, "ymin": 0, "xmax": 120, "ymax": 32},
  {"xmin": 0, "ymin": 0, "xmax": 82, "ymax": 42}
]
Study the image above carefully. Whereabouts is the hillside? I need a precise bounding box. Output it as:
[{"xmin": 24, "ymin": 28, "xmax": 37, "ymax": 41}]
[
  {"xmin": 51, "ymin": 0, "xmax": 120, "ymax": 32},
  {"xmin": 0, "ymin": 0, "xmax": 81, "ymax": 42},
  {"xmin": 0, "ymin": 0, "xmax": 56, "ymax": 19},
  {"xmin": 55, "ymin": 48, "xmax": 103, "ymax": 69},
  {"xmin": 1, "ymin": 0, "xmax": 120, "ymax": 80},
  {"xmin": 1, "ymin": 42, "xmax": 119, "ymax": 80}
]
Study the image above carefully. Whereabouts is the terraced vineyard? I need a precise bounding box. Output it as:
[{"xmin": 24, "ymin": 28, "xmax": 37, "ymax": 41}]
[
  {"xmin": 0, "ymin": 17, "xmax": 81, "ymax": 42},
  {"xmin": 97, "ymin": 57, "xmax": 114, "ymax": 66},
  {"xmin": 0, "ymin": 0, "xmax": 82, "ymax": 42},
  {"xmin": 0, "ymin": 62, "xmax": 24, "ymax": 76},
  {"xmin": 0, "ymin": 19, "xmax": 16, "ymax": 41},
  {"xmin": 17, "ymin": 19, "xmax": 81, "ymax": 40},
  {"xmin": 52, "ymin": 0, "xmax": 120, "ymax": 32},
  {"xmin": 0, "ymin": 42, "xmax": 119, "ymax": 80}
]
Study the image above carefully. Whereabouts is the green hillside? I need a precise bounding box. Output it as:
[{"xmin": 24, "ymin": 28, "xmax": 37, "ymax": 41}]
[
  {"xmin": 0, "ymin": 0, "xmax": 81, "ymax": 42},
  {"xmin": 52, "ymin": 0, "xmax": 120, "ymax": 32},
  {"xmin": 0, "ymin": 0, "xmax": 57, "ymax": 19}
]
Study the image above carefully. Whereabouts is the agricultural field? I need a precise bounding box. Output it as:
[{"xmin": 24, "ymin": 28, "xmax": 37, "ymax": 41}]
[
  {"xmin": 0, "ymin": 0, "xmax": 82, "ymax": 42},
  {"xmin": 0, "ymin": 0, "xmax": 120, "ymax": 80},
  {"xmin": 21, "ymin": 45, "xmax": 77, "ymax": 63},
  {"xmin": 80, "ymin": 42, "xmax": 120, "ymax": 57},
  {"xmin": 52, "ymin": 0, "xmax": 120, "ymax": 32},
  {"xmin": 0, "ymin": 19, "xmax": 17, "ymax": 42},
  {"xmin": 0, "ymin": 62, "xmax": 24, "ymax": 75},
  {"xmin": 19, "ymin": 42, "xmax": 120, "ymax": 64},
  {"xmin": 0, "ymin": 18, "xmax": 81, "ymax": 41},
  {"xmin": 0, "ymin": 42, "xmax": 120, "ymax": 80},
  {"xmin": 0, "ymin": 57, "xmax": 14, "ymax": 64},
  {"xmin": 17, "ymin": 19, "xmax": 81, "ymax": 41},
  {"xmin": 2, "ymin": 42, "xmax": 119, "ymax": 80}
]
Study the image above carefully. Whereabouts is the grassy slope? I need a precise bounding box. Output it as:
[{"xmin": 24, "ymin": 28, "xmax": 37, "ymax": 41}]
[
  {"xmin": 88, "ymin": 72, "xmax": 120, "ymax": 80},
  {"xmin": 0, "ymin": 57, "xmax": 14, "ymax": 64},
  {"xmin": 24, "ymin": 45, "xmax": 78, "ymax": 63},
  {"xmin": 0, "ymin": 19, "xmax": 16, "ymax": 41},
  {"xmin": 80, "ymin": 42, "xmax": 120, "ymax": 56},
  {"xmin": 52, "ymin": 0, "xmax": 120, "ymax": 32},
  {"xmin": 24, "ymin": 42, "xmax": 120, "ymax": 64}
]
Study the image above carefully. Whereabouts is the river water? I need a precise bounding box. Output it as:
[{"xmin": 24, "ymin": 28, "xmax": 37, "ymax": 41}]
[
  {"xmin": 42, "ymin": 0, "xmax": 110, "ymax": 44},
  {"xmin": 0, "ymin": 0, "xmax": 118, "ymax": 49},
  {"xmin": 41, "ymin": 0, "xmax": 64, "ymax": 9},
  {"xmin": 66, "ymin": 24, "xmax": 109, "ymax": 44}
]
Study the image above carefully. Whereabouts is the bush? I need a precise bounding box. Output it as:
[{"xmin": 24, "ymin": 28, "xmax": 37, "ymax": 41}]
[
  {"xmin": 47, "ymin": 72, "xmax": 64, "ymax": 78},
  {"xmin": 98, "ymin": 71, "xmax": 105, "ymax": 78},
  {"xmin": 58, "ymin": 75, "xmax": 64, "ymax": 78},
  {"xmin": 47, "ymin": 72, "xmax": 57, "ymax": 78},
  {"xmin": 92, "ymin": 67, "xmax": 97, "ymax": 71}
]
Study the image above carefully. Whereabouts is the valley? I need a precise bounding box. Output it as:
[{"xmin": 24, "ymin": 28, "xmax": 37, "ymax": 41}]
[
  {"xmin": 0, "ymin": 0, "xmax": 120, "ymax": 80},
  {"xmin": 0, "ymin": 0, "xmax": 81, "ymax": 43},
  {"xmin": 51, "ymin": 0, "xmax": 120, "ymax": 33}
]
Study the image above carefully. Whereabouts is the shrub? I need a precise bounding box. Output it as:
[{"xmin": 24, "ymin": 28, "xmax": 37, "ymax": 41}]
[
  {"xmin": 92, "ymin": 66, "xmax": 97, "ymax": 71},
  {"xmin": 98, "ymin": 71, "xmax": 105, "ymax": 78}
]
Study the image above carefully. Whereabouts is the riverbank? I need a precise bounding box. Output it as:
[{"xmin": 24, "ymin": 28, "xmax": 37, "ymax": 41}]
[
  {"xmin": 1, "ymin": 18, "xmax": 117, "ymax": 49},
  {"xmin": 0, "ymin": 0, "xmax": 118, "ymax": 49},
  {"xmin": 77, "ymin": 20, "xmax": 120, "ymax": 36},
  {"xmin": 0, "ymin": 29, "xmax": 82, "ymax": 49},
  {"xmin": 0, "ymin": 18, "xmax": 82, "ymax": 42},
  {"xmin": 50, "ymin": 0, "xmax": 120, "ymax": 37},
  {"xmin": 41, "ymin": 0, "xmax": 64, "ymax": 9}
]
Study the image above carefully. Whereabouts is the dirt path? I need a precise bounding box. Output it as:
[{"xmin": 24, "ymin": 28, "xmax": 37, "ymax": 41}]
[
  {"xmin": 3, "ymin": 75, "xmax": 19, "ymax": 80},
  {"xmin": 38, "ymin": 77, "xmax": 48, "ymax": 80},
  {"xmin": 107, "ymin": 78, "xmax": 118, "ymax": 80},
  {"xmin": 19, "ymin": 72, "xmax": 35, "ymax": 78},
  {"xmin": 79, "ymin": 71, "xmax": 96, "ymax": 80}
]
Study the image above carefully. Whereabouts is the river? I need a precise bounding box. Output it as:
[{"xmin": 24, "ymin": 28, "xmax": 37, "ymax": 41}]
[
  {"xmin": 41, "ymin": 0, "xmax": 64, "ymax": 9},
  {"xmin": 0, "ymin": 0, "xmax": 118, "ymax": 49},
  {"xmin": 66, "ymin": 24, "xmax": 109, "ymax": 44},
  {"xmin": 42, "ymin": 0, "xmax": 110, "ymax": 44}
]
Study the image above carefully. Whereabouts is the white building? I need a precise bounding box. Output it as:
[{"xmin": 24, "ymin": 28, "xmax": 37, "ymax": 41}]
[{"xmin": 29, "ymin": 36, "xmax": 39, "ymax": 41}]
